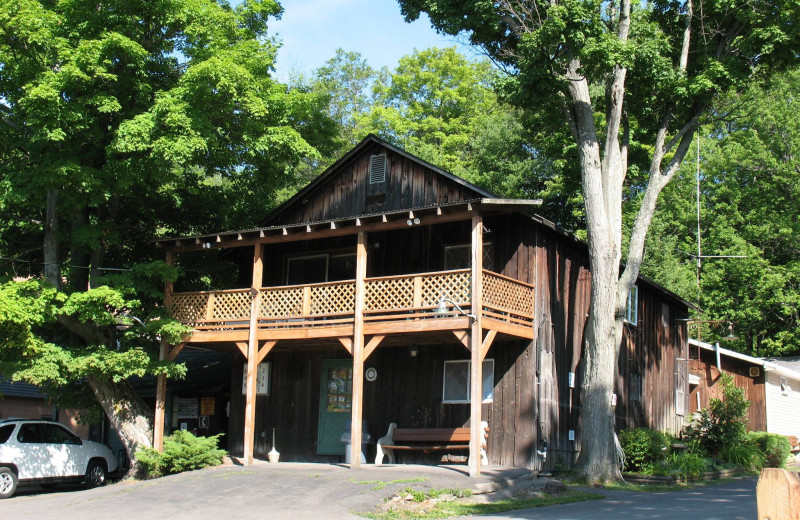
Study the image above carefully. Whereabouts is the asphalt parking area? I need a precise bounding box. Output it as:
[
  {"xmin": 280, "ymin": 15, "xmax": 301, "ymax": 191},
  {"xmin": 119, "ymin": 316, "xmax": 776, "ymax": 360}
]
[{"xmin": 0, "ymin": 462, "xmax": 757, "ymax": 520}]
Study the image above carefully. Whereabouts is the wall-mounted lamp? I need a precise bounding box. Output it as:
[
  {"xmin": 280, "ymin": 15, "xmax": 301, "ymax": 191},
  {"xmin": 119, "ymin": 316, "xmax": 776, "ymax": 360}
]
[
  {"xmin": 202, "ymin": 242, "xmax": 212, "ymax": 249},
  {"xmin": 409, "ymin": 345, "xmax": 419, "ymax": 357},
  {"xmin": 435, "ymin": 295, "xmax": 476, "ymax": 321},
  {"xmin": 406, "ymin": 218, "xmax": 421, "ymax": 226}
]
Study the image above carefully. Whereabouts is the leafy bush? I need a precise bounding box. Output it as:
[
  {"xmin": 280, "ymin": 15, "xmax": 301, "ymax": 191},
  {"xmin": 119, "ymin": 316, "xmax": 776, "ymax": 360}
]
[
  {"xmin": 619, "ymin": 428, "xmax": 670, "ymax": 473},
  {"xmin": 136, "ymin": 431, "xmax": 226, "ymax": 479},
  {"xmin": 683, "ymin": 374, "xmax": 749, "ymax": 457},
  {"xmin": 720, "ymin": 438, "xmax": 764, "ymax": 471},
  {"xmin": 663, "ymin": 450, "xmax": 711, "ymax": 480},
  {"xmin": 748, "ymin": 432, "xmax": 791, "ymax": 468}
]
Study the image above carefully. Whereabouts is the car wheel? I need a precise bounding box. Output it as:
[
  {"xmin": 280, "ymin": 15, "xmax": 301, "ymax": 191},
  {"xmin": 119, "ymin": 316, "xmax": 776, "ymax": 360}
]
[
  {"xmin": 0, "ymin": 467, "xmax": 18, "ymax": 499},
  {"xmin": 85, "ymin": 460, "xmax": 107, "ymax": 488}
]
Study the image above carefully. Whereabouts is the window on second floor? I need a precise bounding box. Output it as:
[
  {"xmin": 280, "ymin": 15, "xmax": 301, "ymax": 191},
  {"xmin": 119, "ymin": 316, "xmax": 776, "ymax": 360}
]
[{"xmin": 443, "ymin": 243, "xmax": 493, "ymax": 271}]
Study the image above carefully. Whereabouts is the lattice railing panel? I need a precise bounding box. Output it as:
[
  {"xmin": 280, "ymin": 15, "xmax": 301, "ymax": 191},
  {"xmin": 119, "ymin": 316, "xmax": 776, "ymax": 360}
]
[
  {"xmin": 310, "ymin": 282, "xmax": 355, "ymax": 315},
  {"xmin": 169, "ymin": 293, "xmax": 210, "ymax": 323},
  {"xmin": 365, "ymin": 277, "xmax": 414, "ymax": 310},
  {"xmin": 482, "ymin": 271, "xmax": 534, "ymax": 318},
  {"xmin": 422, "ymin": 270, "xmax": 471, "ymax": 306},
  {"xmin": 260, "ymin": 287, "xmax": 303, "ymax": 317},
  {"xmin": 209, "ymin": 290, "xmax": 251, "ymax": 320}
]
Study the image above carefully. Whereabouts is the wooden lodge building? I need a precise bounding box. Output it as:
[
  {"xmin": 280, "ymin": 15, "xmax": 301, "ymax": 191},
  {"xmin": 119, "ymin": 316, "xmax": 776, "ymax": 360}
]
[{"xmin": 154, "ymin": 135, "xmax": 692, "ymax": 476}]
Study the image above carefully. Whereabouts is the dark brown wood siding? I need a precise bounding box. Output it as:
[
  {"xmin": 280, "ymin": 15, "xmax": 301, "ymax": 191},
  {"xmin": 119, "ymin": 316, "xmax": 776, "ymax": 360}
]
[
  {"xmin": 273, "ymin": 144, "xmax": 482, "ymax": 225},
  {"xmin": 689, "ymin": 350, "xmax": 767, "ymax": 432},
  {"xmin": 226, "ymin": 340, "xmax": 535, "ymax": 465}
]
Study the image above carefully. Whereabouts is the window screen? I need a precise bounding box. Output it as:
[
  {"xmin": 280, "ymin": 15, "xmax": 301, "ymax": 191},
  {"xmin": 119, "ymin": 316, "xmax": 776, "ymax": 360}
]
[{"xmin": 443, "ymin": 359, "xmax": 494, "ymax": 403}]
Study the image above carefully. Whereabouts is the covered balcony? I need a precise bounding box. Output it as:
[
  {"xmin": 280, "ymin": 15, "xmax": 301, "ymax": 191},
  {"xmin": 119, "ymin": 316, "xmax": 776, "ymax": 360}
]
[{"xmin": 167, "ymin": 268, "xmax": 535, "ymax": 343}]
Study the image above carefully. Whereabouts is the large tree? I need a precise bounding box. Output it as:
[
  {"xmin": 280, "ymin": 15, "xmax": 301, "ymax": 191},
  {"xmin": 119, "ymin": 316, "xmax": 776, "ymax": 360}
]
[
  {"xmin": 0, "ymin": 0, "xmax": 331, "ymax": 469},
  {"xmin": 641, "ymin": 67, "xmax": 800, "ymax": 357},
  {"xmin": 397, "ymin": 0, "xmax": 800, "ymax": 482}
]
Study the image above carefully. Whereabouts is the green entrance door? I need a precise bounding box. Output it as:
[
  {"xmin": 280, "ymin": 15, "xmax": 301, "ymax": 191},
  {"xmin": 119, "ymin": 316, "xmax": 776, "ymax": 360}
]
[{"xmin": 317, "ymin": 359, "xmax": 353, "ymax": 455}]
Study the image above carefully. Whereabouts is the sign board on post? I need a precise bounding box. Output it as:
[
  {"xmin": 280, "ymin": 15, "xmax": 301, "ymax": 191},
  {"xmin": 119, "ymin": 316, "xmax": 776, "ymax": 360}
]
[
  {"xmin": 176, "ymin": 398, "xmax": 199, "ymax": 419},
  {"xmin": 200, "ymin": 397, "xmax": 215, "ymax": 416},
  {"xmin": 242, "ymin": 362, "xmax": 271, "ymax": 396}
]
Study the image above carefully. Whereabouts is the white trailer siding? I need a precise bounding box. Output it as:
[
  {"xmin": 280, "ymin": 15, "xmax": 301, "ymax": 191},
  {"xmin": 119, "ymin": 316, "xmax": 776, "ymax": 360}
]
[{"xmin": 765, "ymin": 369, "xmax": 800, "ymax": 436}]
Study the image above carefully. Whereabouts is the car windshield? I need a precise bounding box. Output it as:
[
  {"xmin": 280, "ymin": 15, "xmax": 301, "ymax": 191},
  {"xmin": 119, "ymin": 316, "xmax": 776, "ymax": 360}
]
[{"xmin": 0, "ymin": 424, "xmax": 14, "ymax": 443}]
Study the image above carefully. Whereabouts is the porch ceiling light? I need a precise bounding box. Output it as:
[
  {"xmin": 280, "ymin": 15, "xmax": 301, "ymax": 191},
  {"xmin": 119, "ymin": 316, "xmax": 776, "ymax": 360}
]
[{"xmin": 436, "ymin": 296, "xmax": 476, "ymax": 321}]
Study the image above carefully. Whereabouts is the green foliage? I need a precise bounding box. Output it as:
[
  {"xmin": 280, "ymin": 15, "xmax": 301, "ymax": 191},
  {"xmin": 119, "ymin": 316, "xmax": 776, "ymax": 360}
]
[
  {"xmin": 135, "ymin": 431, "xmax": 226, "ymax": 479},
  {"xmin": 683, "ymin": 375, "xmax": 750, "ymax": 457},
  {"xmin": 619, "ymin": 428, "xmax": 670, "ymax": 473},
  {"xmin": 662, "ymin": 450, "xmax": 712, "ymax": 480},
  {"xmin": 748, "ymin": 432, "xmax": 792, "ymax": 468}
]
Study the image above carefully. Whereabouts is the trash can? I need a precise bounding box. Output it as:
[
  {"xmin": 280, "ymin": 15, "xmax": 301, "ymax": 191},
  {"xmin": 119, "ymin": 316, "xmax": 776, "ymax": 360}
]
[{"xmin": 341, "ymin": 420, "xmax": 370, "ymax": 463}]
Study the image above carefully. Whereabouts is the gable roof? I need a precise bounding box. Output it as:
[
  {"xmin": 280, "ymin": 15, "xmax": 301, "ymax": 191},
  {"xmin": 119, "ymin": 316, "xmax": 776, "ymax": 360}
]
[
  {"xmin": 262, "ymin": 134, "xmax": 495, "ymax": 227},
  {"xmin": 689, "ymin": 338, "xmax": 800, "ymax": 380}
]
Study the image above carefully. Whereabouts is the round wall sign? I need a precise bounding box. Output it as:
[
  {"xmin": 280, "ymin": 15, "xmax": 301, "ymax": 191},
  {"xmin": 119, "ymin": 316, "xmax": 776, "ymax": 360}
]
[{"xmin": 365, "ymin": 367, "xmax": 378, "ymax": 382}]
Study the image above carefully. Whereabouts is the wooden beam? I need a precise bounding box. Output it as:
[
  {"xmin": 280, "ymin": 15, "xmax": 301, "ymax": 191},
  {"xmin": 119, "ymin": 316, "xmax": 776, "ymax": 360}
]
[
  {"xmin": 350, "ymin": 231, "xmax": 367, "ymax": 468},
  {"xmin": 164, "ymin": 210, "xmax": 476, "ymax": 253},
  {"xmin": 256, "ymin": 340, "xmax": 277, "ymax": 365},
  {"xmin": 480, "ymin": 330, "xmax": 497, "ymax": 362},
  {"xmin": 338, "ymin": 337, "xmax": 353, "ymax": 354},
  {"xmin": 243, "ymin": 243, "xmax": 264, "ymax": 466},
  {"xmin": 451, "ymin": 330, "xmax": 470, "ymax": 349},
  {"xmin": 364, "ymin": 335, "xmax": 385, "ymax": 360},
  {"xmin": 364, "ymin": 317, "xmax": 469, "ymax": 335},
  {"xmin": 155, "ymin": 250, "xmax": 176, "ymax": 452},
  {"xmin": 234, "ymin": 342, "xmax": 249, "ymax": 357},
  {"xmin": 154, "ymin": 341, "xmax": 169, "ymax": 452},
  {"xmin": 469, "ymin": 214, "xmax": 483, "ymax": 477},
  {"xmin": 167, "ymin": 342, "xmax": 186, "ymax": 361}
]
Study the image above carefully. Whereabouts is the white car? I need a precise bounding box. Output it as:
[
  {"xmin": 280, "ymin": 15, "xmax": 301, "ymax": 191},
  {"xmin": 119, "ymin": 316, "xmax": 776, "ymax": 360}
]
[{"xmin": 0, "ymin": 419, "xmax": 119, "ymax": 499}]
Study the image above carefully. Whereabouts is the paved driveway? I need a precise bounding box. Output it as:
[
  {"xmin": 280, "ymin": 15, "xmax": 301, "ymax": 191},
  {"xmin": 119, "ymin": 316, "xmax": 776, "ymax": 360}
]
[{"xmin": 1, "ymin": 462, "xmax": 756, "ymax": 520}]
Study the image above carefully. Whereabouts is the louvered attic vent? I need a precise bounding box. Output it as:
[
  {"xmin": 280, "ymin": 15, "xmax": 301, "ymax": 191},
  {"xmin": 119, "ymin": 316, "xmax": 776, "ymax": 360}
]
[{"xmin": 369, "ymin": 154, "xmax": 387, "ymax": 184}]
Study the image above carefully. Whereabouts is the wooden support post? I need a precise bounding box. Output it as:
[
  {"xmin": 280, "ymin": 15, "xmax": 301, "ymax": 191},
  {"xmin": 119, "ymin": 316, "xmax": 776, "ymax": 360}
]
[
  {"xmin": 154, "ymin": 250, "xmax": 176, "ymax": 452},
  {"xmin": 243, "ymin": 244, "xmax": 264, "ymax": 465},
  {"xmin": 350, "ymin": 231, "xmax": 367, "ymax": 468},
  {"xmin": 154, "ymin": 341, "xmax": 168, "ymax": 452},
  {"xmin": 469, "ymin": 214, "xmax": 483, "ymax": 477}
]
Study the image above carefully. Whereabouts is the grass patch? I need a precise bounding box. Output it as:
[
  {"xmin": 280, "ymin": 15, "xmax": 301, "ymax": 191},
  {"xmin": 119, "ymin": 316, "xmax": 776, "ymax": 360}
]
[
  {"xmin": 597, "ymin": 476, "xmax": 739, "ymax": 493},
  {"xmin": 359, "ymin": 487, "xmax": 601, "ymax": 519},
  {"xmin": 350, "ymin": 477, "xmax": 428, "ymax": 490}
]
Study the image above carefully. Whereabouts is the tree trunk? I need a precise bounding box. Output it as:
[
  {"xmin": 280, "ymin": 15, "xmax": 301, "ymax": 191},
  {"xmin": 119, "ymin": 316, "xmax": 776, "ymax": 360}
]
[
  {"xmin": 86, "ymin": 376, "xmax": 154, "ymax": 478},
  {"xmin": 43, "ymin": 188, "xmax": 60, "ymax": 288}
]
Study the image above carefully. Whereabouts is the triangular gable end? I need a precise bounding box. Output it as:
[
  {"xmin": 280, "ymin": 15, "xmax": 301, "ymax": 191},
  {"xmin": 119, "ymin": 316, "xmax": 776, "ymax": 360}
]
[{"xmin": 263, "ymin": 135, "xmax": 494, "ymax": 227}]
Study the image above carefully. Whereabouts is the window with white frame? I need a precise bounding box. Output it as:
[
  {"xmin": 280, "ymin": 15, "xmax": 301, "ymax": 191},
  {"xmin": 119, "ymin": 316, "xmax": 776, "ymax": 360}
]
[
  {"xmin": 625, "ymin": 285, "xmax": 639, "ymax": 325},
  {"xmin": 443, "ymin": 243, "xmax": 493, "ymax": 271},
  {"xmin": 443, "ymin": 359, "xmax": 494, "ymax": 403}
]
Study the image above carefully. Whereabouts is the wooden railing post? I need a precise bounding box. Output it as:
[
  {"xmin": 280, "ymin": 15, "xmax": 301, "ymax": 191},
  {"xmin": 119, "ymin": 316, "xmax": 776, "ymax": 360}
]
[
  {"xmin": 302, "ymin": 286, "xmax": 312, "ymax": 316},
  {"xmin": 469, "ymin": 215, "xmax": 483, "ymax": 477}
]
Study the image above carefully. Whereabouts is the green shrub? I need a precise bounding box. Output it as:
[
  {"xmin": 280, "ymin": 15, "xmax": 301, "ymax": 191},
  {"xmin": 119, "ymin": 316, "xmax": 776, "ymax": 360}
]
[
  {"xmin": 748, "ymin": 432, "xmax": 792, "ymax": 468},
  {"xmin": 619, "ymin": 428, "xmax": 670, "ymax": 473},
  {"xmin": 664, "ymin": 450, "xmax": 711, "ymax": 480},
  {"xmin": 683, "ymin": 374, "xmax": 749, "ymax": 457},
  {"xmin": 720, "ymin": 438, "xmax": 764, "ymax": 471},
  {"xmin": 136, "ymin": 431, "xmax": 226, "ymax": 479}
]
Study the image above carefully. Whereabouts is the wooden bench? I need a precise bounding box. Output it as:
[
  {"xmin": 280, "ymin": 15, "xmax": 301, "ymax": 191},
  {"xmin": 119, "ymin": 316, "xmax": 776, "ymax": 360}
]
[{"xmin": 374, "ymin": 421, "xmax": 488, "ymax": 465}]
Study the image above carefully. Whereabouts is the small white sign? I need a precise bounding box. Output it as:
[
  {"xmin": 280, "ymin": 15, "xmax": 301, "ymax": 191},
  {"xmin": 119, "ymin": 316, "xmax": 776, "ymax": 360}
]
[
  {"xmin": 611, "ymin": 393, "xmax": 617, "ymax": 406},
  {"xmin": 568, "ymin": 430, "xmax": 575, "ymax": 441},
  {"xmin": 242, "ymin": 362, "xmax": 271, "ymax": 396},
  {"xmin": 568, "ymin": 372, "xmax": 575, "ymax": 388}
]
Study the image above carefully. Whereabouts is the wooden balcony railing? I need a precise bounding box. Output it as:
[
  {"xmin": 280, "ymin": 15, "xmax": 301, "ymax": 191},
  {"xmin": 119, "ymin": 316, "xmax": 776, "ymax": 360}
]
[{"xmin": 167, "ymin": 269, "xmax": 534, "ymax": 336}]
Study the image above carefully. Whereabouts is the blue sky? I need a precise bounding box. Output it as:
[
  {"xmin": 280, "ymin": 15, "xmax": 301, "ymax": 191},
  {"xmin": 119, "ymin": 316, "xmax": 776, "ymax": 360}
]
[{"xmin": 269, "ymin": 0, "xmax": 472, "ymax": 80}]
